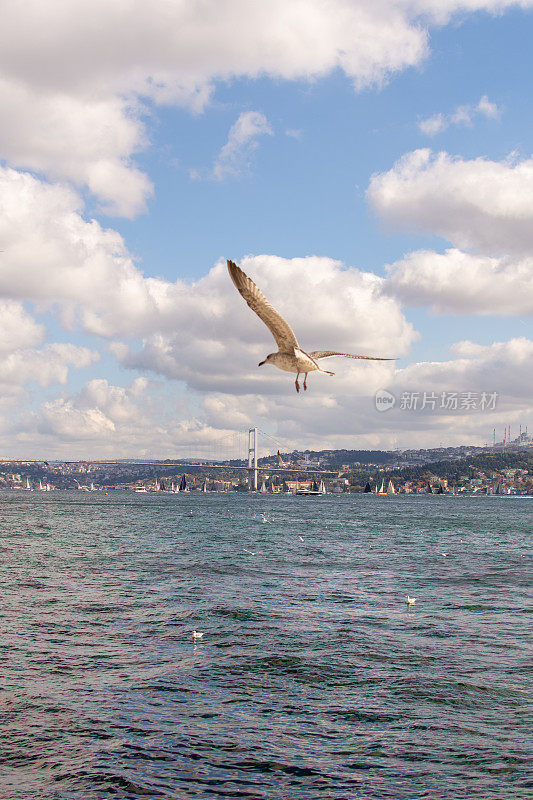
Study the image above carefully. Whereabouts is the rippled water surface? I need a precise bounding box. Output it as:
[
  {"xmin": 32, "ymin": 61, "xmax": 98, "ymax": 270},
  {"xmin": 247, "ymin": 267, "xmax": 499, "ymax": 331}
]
[{"xmin": 0, "ymin": 492, "xmax": 531, "ymax": 799}]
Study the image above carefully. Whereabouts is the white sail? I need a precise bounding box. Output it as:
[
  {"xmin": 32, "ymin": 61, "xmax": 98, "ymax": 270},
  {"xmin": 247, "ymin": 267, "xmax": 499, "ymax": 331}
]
[
  {"xmin": 378, "ymin": 479, "xmax": 385, "ymax": 494},
  {"xmin": 387, "ymin": 480, "xmax": 395, "ymax": 495}
]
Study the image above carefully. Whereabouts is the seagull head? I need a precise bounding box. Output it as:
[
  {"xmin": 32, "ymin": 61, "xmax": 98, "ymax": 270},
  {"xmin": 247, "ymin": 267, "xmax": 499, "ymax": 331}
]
[{"xmin": 258, "ymin": 353, "xmax": 275, "ymax": 366}]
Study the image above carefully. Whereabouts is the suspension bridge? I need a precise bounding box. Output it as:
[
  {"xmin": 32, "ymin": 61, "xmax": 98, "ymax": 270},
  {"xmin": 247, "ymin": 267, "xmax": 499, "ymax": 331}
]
[{"xmin": 0, "ymin": 428, "xmax": 339, "ymax": 490}]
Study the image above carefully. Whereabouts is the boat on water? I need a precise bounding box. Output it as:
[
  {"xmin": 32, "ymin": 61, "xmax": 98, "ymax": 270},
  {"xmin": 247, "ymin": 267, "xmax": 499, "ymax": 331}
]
[
  {"xmin": 179, "ymin": 475, "xmax": 190, "ymax": 493},
  {"xmin": 386, "ymin": 480, "xmax": 395, "ymax": 495},
  {"xmin": 295, "ymin": 479, "xmax": 327, "ymax": 496},
  {"xmin": 377, "ymin": 479, "xmax": 386, "ymax": 495}
]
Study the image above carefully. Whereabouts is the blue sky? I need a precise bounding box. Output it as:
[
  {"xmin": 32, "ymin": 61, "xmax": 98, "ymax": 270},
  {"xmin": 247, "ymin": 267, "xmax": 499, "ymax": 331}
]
[{"xmin": 0, "ymin": 1, "xmax": 532, "ymax": 456}]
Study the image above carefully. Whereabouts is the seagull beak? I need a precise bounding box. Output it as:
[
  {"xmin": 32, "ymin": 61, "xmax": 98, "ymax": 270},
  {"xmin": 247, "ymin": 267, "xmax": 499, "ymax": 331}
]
[{"xmin": 258, "ymin": 360, "xmax": 266, "ymax": 366}]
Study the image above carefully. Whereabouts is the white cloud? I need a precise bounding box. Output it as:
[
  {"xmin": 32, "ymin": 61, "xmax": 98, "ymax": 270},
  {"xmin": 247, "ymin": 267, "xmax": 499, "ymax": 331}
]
[
  {"xmin": 418, "ymin": 95, "xmax": 500, "ymax": 135},
  {"xmin": 1, "ymin": 344, "xmax": 98, "ymax": 389},
  {"xmin": 187, "ymin": 336, "xmax": 533, "ymax": 451},
  {"xmin": 2, "ymin": 334, "xmax": 531, "ymax": 456},
  {"xmin": 33, "ymin": 377, "xmax": 248, "ymax": 457},
  {"xmin": 0, "ymin": 79, "xmax": 152, "ymax": 217},
  {"xmin": 0, "ymin": 167, "xmax": 415, "ymax": 387},
  {"xmin": 110, "ymin": 254, "xmax": 413, "ymax": 394},
  {"xmin": 0, "ymin": 1, "xmax": 528, "ymax": 213},
  {"xmin": 0, "ymin": 300, "xmax": 44, "ymax": 353},
  {"xmin": 418, "ymin": 113, "xmax": 447, "ymax": 136},
  {"xmin": 212, "ymin": 111, "xmax": 273, "ymax": 180},
  {"xmin": 367, "ymin": 149, "xmax": 533, "ymax": 255},
  {"xmin": 0, "ymin": 167, "xmax": 175, "ymax": 336},
  {"xmin": 386, "ymin": 248, "xmax": 533, "ymax": 315}
]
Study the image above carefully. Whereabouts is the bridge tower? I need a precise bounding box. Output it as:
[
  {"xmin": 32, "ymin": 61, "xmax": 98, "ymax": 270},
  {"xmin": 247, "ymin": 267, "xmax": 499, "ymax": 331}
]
[{"xmin": 247, "ymin": 427, "xmax": 258, "ymax": 491}]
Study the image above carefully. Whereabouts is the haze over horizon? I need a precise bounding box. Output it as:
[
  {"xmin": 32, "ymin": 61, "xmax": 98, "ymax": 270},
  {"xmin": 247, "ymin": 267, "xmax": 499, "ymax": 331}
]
[{"xmin": 1, "ymin": 0, "xmax": 532, "ymax": 458}]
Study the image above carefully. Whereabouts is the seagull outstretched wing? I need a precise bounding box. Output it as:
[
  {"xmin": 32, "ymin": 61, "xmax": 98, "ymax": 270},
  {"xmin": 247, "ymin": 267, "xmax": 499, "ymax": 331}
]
[
  {"xmin": 308, "ymin": 350, "xmax": 395, "ymax": 361},
  {"xmin": 227, "ymin": 260, "xmax": 299, "ymax": 351}
]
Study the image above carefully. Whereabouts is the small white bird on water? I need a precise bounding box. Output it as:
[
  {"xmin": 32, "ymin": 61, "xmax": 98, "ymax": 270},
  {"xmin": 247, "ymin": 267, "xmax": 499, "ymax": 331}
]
[
  {"xmin": 192, "ymin": 630, "xmax": 204, "ymax": 640},
  {"xmin": 406, "ymin": 596, "xmax": 417, "ymax": 606},
  {"xmin": 227, "ymin": 260, "xmax": 395, "ymax": 393}
]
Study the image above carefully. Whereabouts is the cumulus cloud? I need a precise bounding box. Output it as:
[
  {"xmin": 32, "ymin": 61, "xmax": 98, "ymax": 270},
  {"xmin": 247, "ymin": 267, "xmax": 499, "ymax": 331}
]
[
  {"xmin": 385, "ymin": 248, "xmax": 533, "ymax": 315},
  {"xmin": 33, "ymin": 377, "xmax": 249, "ymax": 457},
  {"xmin": 418, "ymin": 95, "xmax": 500, "ymax": 135},
  {"xmin": 0, "ymin": 0, "xmax": 528, "ymax": 213},
  {"xmin": 0, "ymin": 79, "xmax": 152, "ymax": 217},
  {"xmin": 194, "ymin": 336, "xmax": 533, "ymax": 451},
  {"xmin": 212, "ymin": 111, "xmax": 273, "ymax": 180},
  {"xmin": 3, "ymin": 334, "xmax": 531, "ymax": 455},
  {"xmin": 0, "ymin": 167, "xmax": 415, "ymax": 390},
  {"xmin": 1, "ymin": 344, "xmax": 98, "ymax": 389},
  {"xmin": 0, "ymin": 300, "xmax": 44, "ymax": 353},
  {"xmin": 0, "ymin": 167, "xmax": 175, "ymax": 336},
  {"xmin": 110, "ymin": 254, "xmax": 413, "ymax": 394},
  {"xmin": 367, "ymin": 149, "xmax": 533, "ymax": 255}
]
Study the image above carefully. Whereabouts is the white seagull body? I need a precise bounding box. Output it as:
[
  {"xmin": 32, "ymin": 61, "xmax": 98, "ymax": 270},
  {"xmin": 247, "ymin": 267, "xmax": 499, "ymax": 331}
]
[{"xmin": 227, "ymin": 260, "xmax": 395, "ymax": 392}]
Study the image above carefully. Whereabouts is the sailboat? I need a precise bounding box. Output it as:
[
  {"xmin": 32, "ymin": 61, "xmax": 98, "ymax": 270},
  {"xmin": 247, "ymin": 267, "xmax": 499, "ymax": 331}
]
[
  {"xmin": 377, "ymin": 479, "xmax": 386, "ymax": 495},
  {"xmin": 179, "ymin": 474, "xmax": 189, "ymax": 493},
  {"xmin": 202, "ymin": 481, "xmax": 208, "ymax": 493},
  {"xmin": 260, "ymin": 480, "xmax": 268, "ymax": 493},
  {"xmin": 364, "ymin": 481, "xmax": 372, "ymax": 493},
  {"xmin": 386, "ymin": 480, "xmax": 395, "ymax": 495},
  {"xmin": 318, "ymin": 480, "xmax": 326, "ymax": 494}
]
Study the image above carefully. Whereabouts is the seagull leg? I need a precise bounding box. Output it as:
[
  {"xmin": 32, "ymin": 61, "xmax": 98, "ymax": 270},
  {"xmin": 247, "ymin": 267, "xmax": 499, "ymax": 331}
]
[
  {"xmin": 295, "ymin": 373, "xmax": 300, "ymax": 393},
  {"xmin": 303, "ymin": 373, "xmax": 308, "ymax": 391}
]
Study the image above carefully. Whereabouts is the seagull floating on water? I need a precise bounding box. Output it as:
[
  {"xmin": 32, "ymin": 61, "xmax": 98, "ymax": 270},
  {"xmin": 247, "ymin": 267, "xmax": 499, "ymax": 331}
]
[
  {"xmin": 192, "ymin": 630, "xmax": 204, "ymax": 640},
  {"xmin": 405, "ymin": 596, "xmax": 417, "ymax": 606},
  {"xmin": 227, "ymin": 260, "xmax": 395, "ymax": 393}
]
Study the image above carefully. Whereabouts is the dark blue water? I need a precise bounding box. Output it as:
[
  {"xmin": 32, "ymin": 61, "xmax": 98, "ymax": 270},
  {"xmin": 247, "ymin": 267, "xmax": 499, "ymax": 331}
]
[{"xmin": 0, "ymin": 492, "xmax": 531, "ymax": 799}]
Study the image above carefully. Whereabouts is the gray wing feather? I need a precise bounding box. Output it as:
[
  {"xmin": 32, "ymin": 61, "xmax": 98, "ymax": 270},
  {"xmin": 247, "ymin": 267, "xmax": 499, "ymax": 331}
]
[
  {"xmin": 309, "ymin": 350, "xmax": 395, "ymax": 361},
  {"xmin": 227, "ymin": 260, "xmax": 299, "ymax": 351}
]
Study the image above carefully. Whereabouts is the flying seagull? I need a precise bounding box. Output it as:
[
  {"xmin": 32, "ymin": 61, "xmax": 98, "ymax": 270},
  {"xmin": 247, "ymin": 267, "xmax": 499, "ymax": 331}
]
[{"xmin": 227, "ymin": 260, "xmax": 395, "ymax": 392}]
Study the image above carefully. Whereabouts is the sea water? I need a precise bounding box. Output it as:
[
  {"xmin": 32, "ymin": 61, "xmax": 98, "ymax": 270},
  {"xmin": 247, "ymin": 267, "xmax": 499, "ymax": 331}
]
[{"xmin": 0, "ymin": 492, "xmax": 531, "ymax": 799}]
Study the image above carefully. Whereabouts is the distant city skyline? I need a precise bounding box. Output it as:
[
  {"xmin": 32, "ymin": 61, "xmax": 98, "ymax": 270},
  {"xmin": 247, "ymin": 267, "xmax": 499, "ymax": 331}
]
[{"xmin": 0, "ymin": 1, "xmax": 532, "ymax": 458}]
